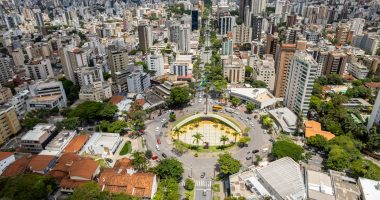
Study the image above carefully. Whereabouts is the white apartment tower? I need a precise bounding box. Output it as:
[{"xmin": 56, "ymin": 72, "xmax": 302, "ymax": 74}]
[
  {"xmin": 367, "ymin": 90, "xmax": 380, "ymax": 131},
  {"xmin": 284, "ymin": 52, "xmax": 318, "ymax": 116},
  {"xmin": 24, "ymin": 58, "xmax": 54, "ymax": 80},
  {"xmin": 147, "ymin": 53, "xmax": 165, "ymax": 77},
  {"xmin": 178, "ymin": 24, "xmax": 191, "ymax": 53}
]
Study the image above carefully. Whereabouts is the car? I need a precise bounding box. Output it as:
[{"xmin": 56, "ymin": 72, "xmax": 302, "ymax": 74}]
[
  {"xmin": 157, "ymin": 138, "xmax": 161, "ymax": 144},
  {"xmin": 200, "ymin": 172, "xmax": 206, "ymax": 178},
  {"xmin": 252, "ymin": 149, "xmax": 259, "ymax": 154},
  {"xmin": 161, "ymin": 118, "xmax": 166, "ymax": 123},
  {"xmin": 159, "ymin": 131, "xmax": 163, "ymax": 136},
  {"xmin": 203, "ymin": 189, "xmax": 207, "ymax": 196},
  {"xmin": 155, "ymin": 127, "xmax": 159, "ymax": 131},
  {"xmin": 247, "ymin": 151, "xmax": 251, "ymax": 154},
  {"xmin": 156, "ymin": 145, "xmax": 160, "ymax": 151},
  {"xmin": 88, "ymin": 127, "xmax": 94, "ymax": 131},
  {"xmin": 161, "ymin": 153, "xmax": 167, "ymax": 158},
  {"xmin": 251, "ymin": 124, "xmax": 255, "ymax": 127},
  {"xmin": 246, "ymin": 156, "xmax": 252, "ymax": 160},
  {"xmin": 269, "ymin": 139, "xmax": 275, "ymax": 143},
  {"xmin": 105, "ymin": 158, "xmax": 113, "ymax": 163}
]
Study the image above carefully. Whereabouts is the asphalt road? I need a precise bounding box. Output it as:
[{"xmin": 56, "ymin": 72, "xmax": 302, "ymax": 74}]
[{"xmin": 194, "ymin": 180, "xmax": 212, "ymax": 200}]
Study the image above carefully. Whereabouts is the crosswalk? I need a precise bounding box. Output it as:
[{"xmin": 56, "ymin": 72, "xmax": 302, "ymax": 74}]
[{"xmin": 180, "ymin": 180, "xmax": 212, "ymax": 188}]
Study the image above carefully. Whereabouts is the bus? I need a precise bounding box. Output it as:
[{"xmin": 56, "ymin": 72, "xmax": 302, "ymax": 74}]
[{"xmin": 212, "ymin": 105, "xmax": 223, "ymax": 111}]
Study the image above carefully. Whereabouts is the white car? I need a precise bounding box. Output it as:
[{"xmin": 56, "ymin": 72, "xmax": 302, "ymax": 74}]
[
  {"xmin": 155, "ymin": 127, "xmax": 160, "ymax": 131},
  {"xmin": 161, "ymin": 118, "xmax": 166, "ymax": 123},
  {"xmin": 156, "ymin": 145, "xmax": 160, "ymax": 151},
  {"xmin": 198, "ymin": 99, "xmax": 202, "ymax": 103}
]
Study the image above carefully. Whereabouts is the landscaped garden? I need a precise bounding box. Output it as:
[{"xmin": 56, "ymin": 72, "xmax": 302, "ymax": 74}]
[{"xmin": 119, "ymin": 141, "xmax": 132, "ymax": 155}]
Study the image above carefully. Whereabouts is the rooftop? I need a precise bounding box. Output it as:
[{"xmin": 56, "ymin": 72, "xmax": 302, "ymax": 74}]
[
  {"xmin": 44, "ymin": 130, "xmax": 76, "ymax": 151},
  {"xmin": 28, "ymin": 155, "xmax": 55, "ymax": 172},
  {"xmin": 64, "ymin": 134, "xmax": 89, "ymax": 154},
  {"xmin": 81, "ymin": 132, "xmax": 121, "ymax": 155},
  {"xmin": 268, "ymin": 107, "xmax": 297, "ymax": 133},
  {"xmin": 358, "ymin": 177, "xmax": 380, "ymax": 200},
  {"xmin": 0, "ymin": 152, "xmax": 14, "ymax": 161},
  {"xmin": 306, "ymin": 170, "xmax": 335, "ymax": 200},
  {"xmin": 329, "ymin": 170, "xmax": 360, "ymax": 200},
  {"xmin": 1, "ymin": 155, "xmax": 35, "ymax": 177},
  {"xmin": 229, "ymin": 88, "xmax": 276, "ymax": 103},
  {"xmin": 21, "ymin": 124, "xmax": 56, "ymax": 141},
  {"xmin": 29, "ymin": 94, "xmax": 62, "ymax": 102},
  {"xmin": 304, "ymin": 120, "xmax": 335, "ymax": 140}
]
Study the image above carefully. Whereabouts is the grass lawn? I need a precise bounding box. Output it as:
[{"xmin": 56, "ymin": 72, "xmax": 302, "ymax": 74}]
[
  {"xmin": 184, "ymin": 189, "xmax": 194, "ymax": 200},
  {"xmin": 119, "ymin": 141, "xmax": 132, "ymax": 155},
  {"xmin": 97, "ymin": 159, "xmax": 109, "ymax": 168},
  {"xmin": 212, "ymin": 183, "xmax": 220, "ymax": 192}
]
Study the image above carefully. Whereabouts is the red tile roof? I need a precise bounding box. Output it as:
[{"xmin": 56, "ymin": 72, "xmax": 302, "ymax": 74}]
[
  {"xmin": 1, "ymin": 154, "xmax": 34, "ymax": 177},
  {"xmin": 64, "ymin": 135, "xmax": 89, "ymax": 154},
  {"xmin": 111, "ymin": 95, "xmax": 125, "ymax": 105},
  {"xmin": 28, "ymin": 155, "xmax": 56, "ymax": 172},
  {"xmin": 0, "ymin": 152, "xmax": 14, "ymax": 161},
  {"xmin": 69, "ymin": 159, "xmax": 99, "ymax": 180}
]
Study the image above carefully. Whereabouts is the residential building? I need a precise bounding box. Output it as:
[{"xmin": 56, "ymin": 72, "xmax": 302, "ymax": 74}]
[
  {"xmin": 335, "ymin": 25, "xmax": 353, "ymax": 45},
  {"xmin": 28, "ymin": 155, "xmax": 56, "ymax": 174},
  {"xmin": 178, "ymin": 24, "xmax": 191, "ymax": 53},
  {"xmin": 8, "ymin": 90, "xmax": 30, "ymax": 117},
  {"xmin": 138, "ymin": 23, "xmax": 153, "ymax": 52},
  {"xmin": 229, "ymin": 157, "xmax": 306, "ymax": 199},
  {"xmin": 0, "ymin": 85, "xmax": 13, "ymax": 104},
  {"xmin": 48, "ymin": 153, "xmax": 100, "ymax": 192},
  {"xmin": 170, "ymin": 55, "xmax": 193, "ymax": 80},
  {"xmin": 98, "ymin": 158, "xmax": 158, "ymax": 199},
  {"xmin": 221, "ymin": 37, "xmax": 233, "ymax": 55},
  {"xmin": 229, "ymin": 88, "xmax": 276, "ymax": 109},
  {"xmin": 78, "ymin": 67, "xmax": 112, "ymax": 102},
  {"xmin": 27, "ymin": 81, "xmax": 67, "ymax": 110},
  {"xmin": 304, "ymin": 120, "xmax": 336, "ymax": 140},
  {"xmin": 250, "ymin": 0, "xmax": 267, "ymax": 16},
  {"xmin": 0, "ymin": 56, "xmax": 13, "ymax": 85},
  {"xmin": 306, "ymin": 170, "xmax": 335, "ymax": 200},
  {"xmin": 127, "ymin": 70, "xmax": 151, "ymax": 94},
  {"xmin": 24, "ymin": 58, "xmax": 54, "ymax": 80},
  {"xmin": 152, "ymin": 80, "xmax": 189, "ymax": 99},
  {"xmin": 11, "ymin": 49, "xmax": 25, "ymax": 66},
  {"xmin": 251, "ymin": 15, "xmax": 263, "ymax": 41},
  {"xmin": 218, "ymin": 14, "xmax": 235, "ymax": 35},
  {"xmin": 39, "ymin": 130, "xmax": 76, "ymax": 156},
  {"xmin": 253, "ymin": 55, "xmax": 276, "ymax": 91},
  {"xmin": 350, "ymin": 18, "xmax": 365, "ymax": 35},
  {"xmin": 60, "ymin": 46, "xmax": 89, "ymax": 84},
  {"xmin": 63, "ymin": 134, "xmax": 89, "ymax": 154},
  {"xmin": 147, "ymin": 52, "xmax": 165, "ymax": 77},
  {"xmin": 223, "ymin": 56, "xmax": 245, "ymax": 83},
  {"xmin": 268, "ymin": 107, "xmax": 297, "ymax": 134},
  {"xmin": 329, "ymin": 170, "xmax": 360, "ymax": 200},
  {"xmin": 0, "ymin": 106, "xmax": 21, "ymax": 145},
  {"xmin": 232, "ymin": 24, "xmax": 252, "ymax": 45},
  {"xmin": 314, "ymin": 50, "xmax": 328, "ymax": 77},
  {"xmin": 348, "ymin": 62, "xmax": 369, "ymax": 79},
  {"xmin": 304, "ymin": 30, "xmax": 321, "ymax": 43},
  {"xmin": 274, "ymin": 41, "xmax": 307, "ymax": 98},
  {"xmin": 0, "ymin": 152, "xmax": 15, "ymax": 175},
  {"xmin": 81, "ymin": 132, "xmax": 122, "ymax": 156},
  {"xmin": 367, "ymin": 91, "xmax": 380, "ymax": 131},
  {"xmin": 107, "ymin": 49, "xmax": 129, "ymax": 93},
  {"xmin": 324, "ymin": 51, "xmax": 348, "ymax": 75},
  {"xmin": 358, "ymin": 177, "xmax": 380, "ymax": 200},
  {"xmin": 284, "ymin": 51, "xmax": 318, "ymax": 115},
  {"xmin": 21, "ymin": 124, "xmax": 57, "ymax": 153},
  {"xmin": 352, "ymin": 33, "xmax": 380, "ymax": 56},
  {"xmin": 285, "ymin": 27, "xmax": 302, "ymax": 44},
  {"xmin": 1, "ymin": 154, "xmax": 35, "ymax": 177},
  {"xmin": 265, "ymin": 33, "xmax": 278, "ymax": 57}
]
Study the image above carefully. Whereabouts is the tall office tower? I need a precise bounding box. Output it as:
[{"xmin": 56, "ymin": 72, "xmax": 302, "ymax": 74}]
[
  {"xmin": 24, "ymin": 58, "xmax": 54, "ymax": 80},
  {"xmin": 284, "ymin": 52, "xmax": 318, "ymax": 116},
  {"xmin": 232, "ymin": 24, "xmax": 252, "ymax": 44},
  {"xmin": 127, "ymin": 70, "xmax": 151, "ymax": 94},
  {"xmin": 265, "ymin": 33, "xmax": 278, "ymax": 57},
  {"xmin": 169, "ymin": 23, "xmax": 180, "ymax": 43},
  {"xmin": 251, "ymin": 0, "xmax": 267, "ymax": 16},
  {"xmin": 239, "ymin": 0, "xmax": 251, "ymax": 20},
  {"xmin": 335, "ymin": 25, "xmax": 353, "ymax": 45},
  {"xmin": 367, "ymin": 90, "xmax": 380, "ymax": 131},
  {"xmin": 138, "ymin": 23, "xmax": 153, "ymax": 52},
  {"xmin": 323, "ymin": 51, "xmax": 348, "ymax": 75},
  {"xmin": 221, "ymin": 38, "xmax": 233, "ymax": 55},
  {"xmin": 34, "ymin": 11, "xmax": 44, "ymax": 27},
  {"xmin": 191, "ymin": 10, "xmax": 199, "ymax": 30},
  {"xmin": 0, "ymin": 106, "xmax": 21, "ymax": 145},
  {"xmin": 251, "ymin": 15, "xmax": 263, "ymax": 41},
  {"xmin": 218, "ymin": 14, "xmax": 236, "ymax": 35},
  {"xmin": 275, "ymin": 0, "xmax": 286, "ymax": 16},
  {"xmin": 60, "ymin": 47, "xmax": 89, "ymax": 84},
  {"xmin": 107, "ymin": 49, "xmax": 129, "ymax": 93},
  {"xmin": 147, "ymin": 52, "xmax": 165, "ymax": 77},
  {"xmin": 178, "ymin": 24, "xmax": 191, "ymax": 53},
  {"xmin": 274, "ymin": 41, "xmax": 306, "ymax": 98},
  {"xmin": 350, "ymin": 18, "xmax": 365, "ymax": 35},
  {"xmin": 0, "ymin": 56, "xmax": 13, "ymax": 85}
]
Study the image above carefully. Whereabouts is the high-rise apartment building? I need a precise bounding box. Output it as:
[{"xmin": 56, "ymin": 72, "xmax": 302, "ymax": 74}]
[
  {"xmin": 223, "ymin": 56, "xmax": 245, "ymax": 83},
  {"xmin": 232, "ymin": 24, "xmax": 252, "ymax": 45},
  {"xmin": 147, "ymin": 52, "xmax": 165, "ymax": 77},
  {"xmin": 335, "ymin": 25, "xmax": 353, "ymax": 45},
  {"xmin": 323, "ymin": 51, "xmax": 348, "ymax": 75},
  {"xmin": 265, "ymin": 33, "xmax": 279, "ymax": 57},
  {"xmin": 284, "ymin": 52, "xmax": 318, "ymax": 116},
  {"xmin": 251, "ymin": 15, "xmax": 263, "ymax": 41},
  {"xmin": 218, "ymin": 14, "xmax": 235, "ymax": 35},
  {"xmin": 178, "ymin": 24, "xmax": 191, "ymax": 53},
  {"xmin": 127, "ymin": 70, "xmax": 151, "ymax": 94},
  {"xmin": 11, "ymin": 49, "xmax": 25, "ymax": 66},
  {"xmin": 0, "ymin": 106, "xmax": 21, "ymax": 145},
  {"xmin": 107, "ymin": 49, "xmax": 129, "ymax": 93},
  {"xmin": 367, "ymin": 90, "xmax": 380, "ymax": 131},
  {"xmin": 138, "ymin": 23, "xmax": 153, "ymax": 52},
  {"xmin": 79, "ymin": 67, "xmax": 112, "ymax": 102},
  {"xmin": 221, "ymin": 38, "xmax": 233, "ymax": 55},
  {"xmin": 24, "ymin": 58, "xmax": 54, "ymax": 80},
  {"xmin": 60, "ymin": 46, "xmax": 89, "ymax": 84},
  {"xmin": 253, "ymin": 55, "xmax": 276, "ymax": 91},
  {"xmin": 0, "ymin": 56, "xmax": 13, "ymax": 85}
]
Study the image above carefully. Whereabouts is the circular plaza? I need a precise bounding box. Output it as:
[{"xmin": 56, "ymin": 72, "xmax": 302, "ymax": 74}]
[{"xmin": 172, "ymin": 113, "xmax": 242, "ymax": 146}]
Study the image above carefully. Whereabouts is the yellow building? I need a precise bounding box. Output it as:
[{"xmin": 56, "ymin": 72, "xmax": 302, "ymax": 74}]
[{"xmin": 0, "ymin": 106, "xmax": 21, "ymax": 145}]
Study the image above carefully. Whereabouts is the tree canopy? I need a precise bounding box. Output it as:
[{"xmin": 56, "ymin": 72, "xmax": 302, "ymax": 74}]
[
  {"xmin": 67, "ymin": 101, "xmax": 118, "ymax": 122},
  {"xmin": 272, "ymin": 140, "xmax": 304, "ymax": 161},
  {"xmin": 217, "ymin": 153, "xmax": 241, "ymax": 176},
  {"xmin": 169, "ymin": 86, "xmax": 191, "ymax": 107},
  {"xmin": 68, "ymin": 182, "xmax": 139, "ymax": 200},
  {"xmin": 153, "ymin": 178, "xmax": 180, "ymax": 200},
  {"xmin": 154, "ymin": 158, "xmax": 184, "ymax": 181}
]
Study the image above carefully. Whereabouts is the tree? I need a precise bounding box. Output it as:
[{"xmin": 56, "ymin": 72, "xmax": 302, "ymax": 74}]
[
  {"xmin": 238, "ymin": 137, "xmax": 251, "ymax": 147},
  {"xmin": 131, "ymin": 151, "xmax": 148, "ymax": 171},
  {"xmin": 367, "ymin": 129, "xmax": 380, "ymax": 151},
  {"xmin": 262, "ymin": 115, "xmax": 273, "ymax": 128},
  {"xmin": 231, "ymin": 132, "xmax": 240, "ymax": 142},
  {"xmin": 217, "ymin": 153, "xmax": 241, "ymax": 176},
  {"xmin": 246, "ymin": 102, "xmax": 256, "ymax": 113},
  {"xmin": 350, "ymin": 159, "xmax": 380, "ymax": 181},
  {"xmin": 169, "ymin": 86, "xmax": 191, "ymax": 107},
  {"xmin": 145, "ymin": 150, "xmax": 153, "ymax": 159},
  {"xmin": 306, "ymin": 134, "xmax": 328, "ymax": 149},
  {"xmin": 68, "ymin": 182, "xmax": 138, "ymax": 200},
  {"xmin": 192, "ymin": 132, "xmax": 204, "ymax": 144},
  {"xmin": 254, "ymin": 155, "xmax": 262, "ymax": 166},
  {"xmin": 0, "ymin": 174, "xmax": 57, "ymax": 200},
  {"xmin": 59, "ymin": 77, "xmax": 80, "ymax": 105},
  {"xmin": 220, "ymin": 135, "xmax": 229, "ymax": 145},
  {"xmin": 153, "ymin": 178, "xmax": 180, "ymax": 200},
  {"xmin": 249, "ymin": 80, "xmax": 267, "ymax": 88},
  {"xmin": 55, "ymin": 117, "xmax": 80, "ymax": 130},
  {"xmin": 272, "ymin": 140, "xmax": 304, "ymax": 161},
  {"xmin": 173, "ymin": 127, "xmax": 183, "ymax": 140},
  {"xmin": 213, "ymin": 79, "xmax": 228, "ymax": 94},
  {"xmin": 67, "ymin": 101, "xmax": 117, "ymax": 122},
  {"xmin": 154, "ymin": 158, "xmax": 184, "ymax": 181},
  {"xmin": 245, "ymin": 66, "xmax": 253, "ymax": 77},
  {"xmin": 184, "ymin": 178, "xmax": 195, "ymax": 190},
  {"xmin": 326, "ymin": 147, "xmax": 350, "ymax": 171},
  {"xmin": 169, "ymin": 113, "xmax": 176, "ymax": 121},
  {"xmin": 231, "ymin": 97, "xmax": 240, "ymax": 107}
]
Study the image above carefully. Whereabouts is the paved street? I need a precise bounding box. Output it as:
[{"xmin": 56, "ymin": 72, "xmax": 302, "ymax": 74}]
[{"xmin": 194, "ymin": 180, "xmax": 212, "ymax": 200}]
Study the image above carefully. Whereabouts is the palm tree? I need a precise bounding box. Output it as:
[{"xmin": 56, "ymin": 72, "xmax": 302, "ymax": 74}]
[
  {"xmin": 192, "ymin": 132, "xmax": 204, "ymax": 144},
  {"xmin": 231, "ymin": 131, "xmax": 240, "ymax": 142},
  {"xmin": 220, "ymin": 135, "xmax": 229, "ymax": 145},
  {"xmin": 173, "ymin": 127, "xmax": 183, "ymax": 140}
]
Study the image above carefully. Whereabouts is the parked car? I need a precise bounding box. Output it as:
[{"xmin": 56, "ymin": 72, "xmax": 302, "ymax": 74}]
[
  {"xmin": 157, "ymin": 138, "xmax": 161, "ymax": 144},
  {"xmin": 156, "ymin": 145, "xmax": 160, "ymax": 151},
  {"xmin": 161, "ymin": 153, "xmax": 167, "ymax": 158},
  {"xmin": 201, "ymin": 172, "xmax": 206, "ymax": 178},
  {"xmin": 246, "ymin": 156, "xmax": 252, "ymax": 160},
  {"xmin": 252, "ymin": 149, "xmax": 259, "ymax": 154},
  {"xmin": 105, "ymin": 158, "xmax": 113, "ymax": 163}
]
